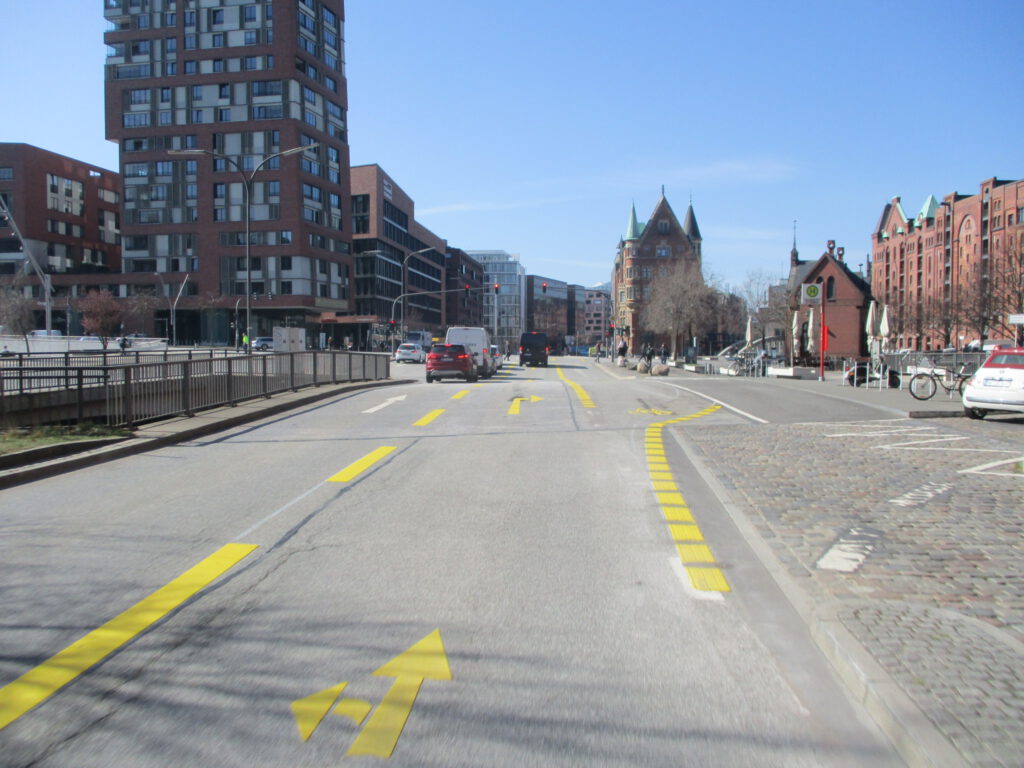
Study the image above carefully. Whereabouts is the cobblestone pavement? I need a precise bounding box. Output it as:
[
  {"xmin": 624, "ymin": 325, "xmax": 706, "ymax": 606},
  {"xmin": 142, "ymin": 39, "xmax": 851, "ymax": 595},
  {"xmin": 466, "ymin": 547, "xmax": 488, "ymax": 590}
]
[{"xmin": 681, "ymin": 413, "xmax": 1024, "ymax": 767}]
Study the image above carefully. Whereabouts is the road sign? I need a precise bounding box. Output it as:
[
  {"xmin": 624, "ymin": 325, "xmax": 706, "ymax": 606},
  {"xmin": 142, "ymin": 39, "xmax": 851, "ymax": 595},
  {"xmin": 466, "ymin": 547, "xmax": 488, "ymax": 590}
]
[
  {"xmin": 1009, "ymin": 314, "xmax": 1024, "ymax": 325},
  {"xmin": 801, "ymin": 283, "xmax": 822, "ymax": 304}
]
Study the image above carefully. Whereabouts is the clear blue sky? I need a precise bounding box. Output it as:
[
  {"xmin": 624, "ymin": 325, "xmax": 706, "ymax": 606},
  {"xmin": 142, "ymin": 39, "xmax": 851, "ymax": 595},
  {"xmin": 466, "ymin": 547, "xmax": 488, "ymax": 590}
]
[{"xmin": 3, "ymin": 1, "xmax": 1022, "ymax": 292}]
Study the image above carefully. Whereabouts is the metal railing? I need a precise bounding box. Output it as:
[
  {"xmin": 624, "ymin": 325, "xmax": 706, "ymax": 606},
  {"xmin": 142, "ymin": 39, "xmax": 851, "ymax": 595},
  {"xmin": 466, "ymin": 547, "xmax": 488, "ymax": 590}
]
[{"xmin": 1, "ymin": 351, "xmax": 390, "ymax": 428}]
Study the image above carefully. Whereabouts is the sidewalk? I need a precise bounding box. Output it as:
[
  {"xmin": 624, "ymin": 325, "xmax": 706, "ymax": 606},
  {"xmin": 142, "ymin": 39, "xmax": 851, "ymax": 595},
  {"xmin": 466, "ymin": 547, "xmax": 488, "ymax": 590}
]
[{"xmin": 666, "ymin": 367, "xmax": 1023, "ymax": 767}]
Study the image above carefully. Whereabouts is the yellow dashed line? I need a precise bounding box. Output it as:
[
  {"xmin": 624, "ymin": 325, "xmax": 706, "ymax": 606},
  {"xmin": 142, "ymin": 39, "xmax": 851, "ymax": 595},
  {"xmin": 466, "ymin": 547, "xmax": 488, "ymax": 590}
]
[{"xmin": 643, "ymin": 406, "xmax": 730, "ymax": 593}]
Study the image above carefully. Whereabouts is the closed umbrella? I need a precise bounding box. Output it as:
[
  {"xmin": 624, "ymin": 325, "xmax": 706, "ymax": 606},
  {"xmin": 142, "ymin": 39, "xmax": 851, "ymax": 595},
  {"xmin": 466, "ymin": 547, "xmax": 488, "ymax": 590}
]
[
  {"xmin": 865, "ymin": 300, "xmax": 878, "ymax": 357},
  {"xmin": 791, "ymin": 310, "xmax": 800, "ymax": 364},
  {"xmin": 744, "ymin": 315, "xmax": 753, "ymax": 352},
  {"xmin": 806, "ymin": 307, "xmax": 817, "ymax": 354},
  {"xmin": 878, "ymin": 304, "xmax": 890, "ymax": 352}
]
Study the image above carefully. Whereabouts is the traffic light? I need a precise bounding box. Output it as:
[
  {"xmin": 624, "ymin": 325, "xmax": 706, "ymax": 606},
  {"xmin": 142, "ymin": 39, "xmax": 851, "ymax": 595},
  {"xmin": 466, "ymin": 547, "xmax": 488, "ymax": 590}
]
[
  {"xmin": 493, "ymin": 283, "xmax": 499, "ymax": 294},
  {"xmin": 541, "ymin": 281, "xmax": 548, "ymax": 294},
  {"xmin": 464, "ymin": 283, "xmax": 470, "ymax": 296},
  {"xmin": 609, "ymin": 322, "xmax": 615, "ymax": 335}
]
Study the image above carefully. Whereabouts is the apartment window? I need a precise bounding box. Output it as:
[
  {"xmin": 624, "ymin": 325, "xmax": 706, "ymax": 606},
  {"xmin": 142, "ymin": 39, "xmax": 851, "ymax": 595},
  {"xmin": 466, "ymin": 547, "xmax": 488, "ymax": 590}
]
[
  {"xmin": 213, "ymin": 183, "xmax": 226, "ymax": 198},
  {"xmin": 303, "ymin": 110, "xmax": 318, "ymax": 128},
  {"xmin": 191, "ymin": 84, "xmax": 203, "ymax": 100},
  {"xmin": 164, "ymin": 37, "xmax": 177, "ymax": 53},
  {"xmin": 0, "ymin": 167, "xmax": 12, "ymax": 180},
  {"xmin": 184, "ymin": 10, "xmax": 195, "ymax": 25},
  {"xmin": 267, "ymin": 180, "xmax": 280, "ymax": 197},
  {"xmin": 243, "ymin": 56, "xmax": 259, "ymax": 70},
  {"xmin": 155, "ymin": 161, "xmax": 172, "ymax": 176},
  {"xmin": 158, "ymin": 111, "xmax": 172, "ymax": 125},
  {"xmin": 191, "ymin": 109, "xmax": 204, "ymax": 123},
  {"xmin": 280, "ymin": 255, "xmax": 292, "ymax": 270},
  {"xmin": 298, "ymin": 36, "xmax": 317, "ymax": 56},
  {"xmin": 217, "ymin": 83, "xmax": 230, "ymax": 99},
  {"xmin": 213, "ymin": 208, "xmax": 226, "ymax": 221},
  {"xmin": 323, "ymin": 29, "xmax": 338, "ymax": 49},
  {"xmin": 184, "ymin": 34, "xmax": 196, "ymax": 49},
  {"xmin": 252, "ymin": 80, "xmax": 282, "ymax": 96},
  {"xmin": 160, "ymin": 87, "xmax": 171, "ymax": 102},
  {"xmin": 165, "ymin": 12, "xmax": 176, "ymax": 25},
  {"xmin": 210, "ymin": 8, "xmax": 224, "ymax": 24},
  {"xmin": 252, "ymin": 105, "xmax": 283, "ymax": 119},
  {"xmin": 131, "ymin": 40, "xmax": 150, "ymax": 56},
  {"xmin": 166, "ymin": 61, "xmax": 177, "ymax": 75},
  {"xmin": 303, "ymin": 183, "xmax": 322, "ymax": 202},
  {"xmin": 655, "ymin": 246, "xmax": 670, "ymax": 258},
  {"xmin": 185, "ymin": 159, "xmax": 197, "ymax": 174},
  {"xmin": 137, "ymin": 14, "xmax": 151, "ymax": 29},
  {"xmin": 280, "ymin": 281, "xmax": 292, "ymax": 295},
  {"xmin": 184, "ymin": 61, "xmax": 197, "ymax": 74},
  {"xmin": 243, "ymin": 5, "xmax": 258, "ymax": 22},
  {"xmin": 211, "ymin": 33, "xmax": 225, "ymax": 47},
  {"xmin": 298, "ymin": 12, "xmax": 316, "ymax": 32},
  {"xmin": 185, "ymin": 183, "xmax": 197, "ymax": 200},
  {"xmin": 322, "ymin": 7, "xmax": 338, "ymax": 27},
  {"xmin": 123, "ymin": 113, "xmax": 151, "ymax": 127},
  {"xmin": 212, "ymin": 59, "xmax": 225, "ymax": 72},
  {"xmin": 324, "ymin": 75, "xmax": 337, "ymax": 92},
  {"xmin": 303, "ymin": 207, "xmax": 322, "ymax": 224},
  {"xmin": 128, "ymin": 88, "xmax": 151, "ymax": 105},
  {"xmin": 303, "ymin": 86, "xmax": 316, "ymax": 103}
]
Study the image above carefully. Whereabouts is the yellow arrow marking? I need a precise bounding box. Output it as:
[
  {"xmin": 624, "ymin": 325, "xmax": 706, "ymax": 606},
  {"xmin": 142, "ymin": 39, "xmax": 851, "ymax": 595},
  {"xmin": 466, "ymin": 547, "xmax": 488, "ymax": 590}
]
[
  {"xmin": 507, "ymin": 395, "xmax": 542, "ymax": 415},
  {"xmin": 413, "ymin": 409, "xmax": 445, "ymax": 426},
  {"xmin": 327, "ymin": 446, "xmax": 397, "ymax": 483},
  {"xmin": 333, "ymin": 697, "xmax": 372, "ymax": 725},
  {"xmin": 0, "ymin": 543, "xmax": 257, "ymax": 731},
  {"xmin": 291, "ymin": 682, "xmax": 348, "ymax": 742},
  {"xmin": 347, "ymin": 629, "xmax": 451, "ymax": 758}
]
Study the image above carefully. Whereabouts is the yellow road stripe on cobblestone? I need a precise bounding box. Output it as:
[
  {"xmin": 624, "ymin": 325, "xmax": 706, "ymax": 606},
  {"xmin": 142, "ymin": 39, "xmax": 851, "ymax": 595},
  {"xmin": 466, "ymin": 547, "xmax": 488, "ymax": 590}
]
[
  {"xmin": 651, "ymin": 481, "xmax": 677, "ymax": 491},
  {"xmin": 649, "ymin": 464, "xmax": 670, "ymax": 473},
  {"xmin": 656, "ymin": 491, "xmax": 686, "ymax": 506},
  {"xmin": 649, "ymin": 472, "xmax": 674, "ymax": 481}
]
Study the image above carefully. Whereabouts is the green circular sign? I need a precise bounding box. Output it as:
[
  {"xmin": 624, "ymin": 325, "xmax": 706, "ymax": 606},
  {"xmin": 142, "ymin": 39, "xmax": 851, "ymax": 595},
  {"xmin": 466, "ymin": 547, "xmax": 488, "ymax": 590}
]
[{"xmin": 805, "ymin": 284, "xmax": 820, "ymax": 299}]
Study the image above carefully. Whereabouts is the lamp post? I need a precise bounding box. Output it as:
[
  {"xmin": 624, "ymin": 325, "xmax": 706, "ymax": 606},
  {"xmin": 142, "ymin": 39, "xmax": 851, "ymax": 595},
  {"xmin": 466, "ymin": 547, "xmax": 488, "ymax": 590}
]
[
  {"xmin": 401, "ymin": 247, "xmax": 434, "ymax": 343},
  {"xmin": 152, "ymin": 272, "xmax": 173, "ymax": 344},
  {"xmin": 169, "ymin": 143, "xmax": 316, "ymax": 350}
]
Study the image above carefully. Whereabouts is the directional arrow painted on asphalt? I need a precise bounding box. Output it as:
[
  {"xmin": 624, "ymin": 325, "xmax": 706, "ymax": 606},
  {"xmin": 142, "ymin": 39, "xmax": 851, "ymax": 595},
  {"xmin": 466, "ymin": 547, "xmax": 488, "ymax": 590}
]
[
  {"xmin": 291, "ymin": 682, "xmax": 349, "ymax": 742},
  {"xmin": 362, "ymin": 394, "xmax": 407, "ymax": 414},
  {"xmin": 346, "ymin": 629, "xmax": 451, "ymax": 758},
  {"xmin": 507, "ymin": 394, "xmax": 543, "ymax": 415}
]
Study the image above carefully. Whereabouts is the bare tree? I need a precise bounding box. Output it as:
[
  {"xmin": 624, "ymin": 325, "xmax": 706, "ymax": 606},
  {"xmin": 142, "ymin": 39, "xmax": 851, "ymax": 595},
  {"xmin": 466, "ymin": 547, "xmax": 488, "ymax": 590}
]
[
  {"xmin": 738, "ymin": 269, "xmax": 788, "ymax": 350},
  {"xmin": 989, "ymin": 235, "xmax": 1024, "ymax": 344},
  {"xmin": 959, "ymin": 262, "xmax": 1002, "ymax": 346},
  {"xmin": 77, "ymin": 290, "xmax": 124, "ymax": 349},
  {"xmin": 122, "ymin": 288, "xmax": 161, "ymax": 336},
  {"xmin": 919, "ymin": 294, "xmax": 960, "ymax": 349},
  {"xmin": 640, "ymin": 259, "xmax": 707, "ymax": 356},
  {"xmin": 0, "ymin": 282, "xmax": 37, "ymax": 351}
]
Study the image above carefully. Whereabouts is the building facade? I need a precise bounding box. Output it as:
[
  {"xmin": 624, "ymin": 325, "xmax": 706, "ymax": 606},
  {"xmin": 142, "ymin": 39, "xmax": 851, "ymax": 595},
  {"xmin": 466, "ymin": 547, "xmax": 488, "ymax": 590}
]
[
  {"xmin": 583, "ymin": 287, "xmax": 611, "ymax": 346},
  {"xmin": 0, "ymin": 143, "xmax": 122, "ymax": 332},
  {"xmin": 103, "ymin": 0, "xmax": 353, "ymax": 344},
  {"xmin": 611, "ymin": 194, "xmax": 703, "ymax": 353},
  {"xmin": 524, "ymin": 275, "xmax": 568, "ymax": 347},
  {"xmin": 872, "ymin": 178, "xmax": 1024, "ymax": 350},
  {"xmin": 350, "ymin": 164, "xmax": 445, "ymax": 347},
  {"xmin": 444, "ymin": 247, "xmax": 484, "ymax": 329},
  {"xmin": 466, "ymin": 250, "xmax": 525, "ymax": 350}
]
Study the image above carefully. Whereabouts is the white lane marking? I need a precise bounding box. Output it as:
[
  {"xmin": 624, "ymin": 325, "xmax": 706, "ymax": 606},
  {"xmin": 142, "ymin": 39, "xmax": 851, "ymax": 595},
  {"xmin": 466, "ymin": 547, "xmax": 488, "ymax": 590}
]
[
  {"xmin": 655, "ymin": 382, "xmax": 769, "ymax": 424},
  {"xmin": 362, "ymin": 394, "xmax": 407, "ymax": 414},
  {"xmin": 816, "ymin": 528, "xmax": 883, "ymax": 572},
  {"xmin": 960, "ymin": 456, "xmax": 1024, "ymax": 477},
  {"xmin": 234, "ymin": 483, "xmax": 325, "ymax": 540},
  {"xmin": 889, "ymin": 482, "xmax": 953, "ymax": 507},
  {"xmin": 670, "ymin": 558, "xmax": 725, "ymax": 602}
]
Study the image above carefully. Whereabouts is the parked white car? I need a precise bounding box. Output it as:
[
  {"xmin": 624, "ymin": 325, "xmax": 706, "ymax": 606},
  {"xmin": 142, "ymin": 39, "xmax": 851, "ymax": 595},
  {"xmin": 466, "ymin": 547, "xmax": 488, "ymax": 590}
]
[{"xmin": 961, "ymin": 347, "xmax": 1024, "ymax": 419}]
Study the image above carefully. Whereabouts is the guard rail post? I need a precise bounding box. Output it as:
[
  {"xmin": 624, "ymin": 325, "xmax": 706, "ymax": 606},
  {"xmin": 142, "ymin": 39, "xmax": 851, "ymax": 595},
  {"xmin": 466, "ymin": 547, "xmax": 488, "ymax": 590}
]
[
  {"xmin": 312, "ymin": 350, "xmax": 319, "ymax": 387},
  {"xmin": 124, "ymin": 366, "xmax": 134, "ymax": 429},
  {"xmin": 226, "ymin": 355, "xmax": 235, "ymax": 406},
  {"xmin": 289, "ymin": 352, "xmax": 296, "ymax": 392},
  {"xmin": 261, "ymin": 353, "xmax": 269, "ymax": 398},
  {"xmin": 347, "ymin": 351, "xmax": 352, "ymax": 382},
  {"xmin": 331, "ymin": 350, "xmax": 337, "ymax": 384},
  {"xmin": 183, "ymin": 360, "xmax": 193, "ymax": 416},
  {"xmin": 76, "ymin": 369, "xmax": 84, "ymax": 421}
]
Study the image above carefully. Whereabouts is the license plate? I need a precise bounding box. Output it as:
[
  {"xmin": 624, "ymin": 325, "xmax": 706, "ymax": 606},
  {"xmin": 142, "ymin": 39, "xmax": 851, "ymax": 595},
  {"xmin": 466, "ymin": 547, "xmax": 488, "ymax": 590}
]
[
  {"xmin": 983, "ymin": 378, "xmax": 1011, "ymax": 387},
  {"xmin": 441, "ymin": 356, "xmax": 453, "ymax": 362}
]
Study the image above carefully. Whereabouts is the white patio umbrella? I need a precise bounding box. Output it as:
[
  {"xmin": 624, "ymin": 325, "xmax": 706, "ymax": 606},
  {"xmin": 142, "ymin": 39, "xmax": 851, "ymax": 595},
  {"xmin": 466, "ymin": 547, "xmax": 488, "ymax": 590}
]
[
  {"xmin": 865, "ymin": 300, "xmax": 878, "ymax": 357},
  {"xmin": 744, "ymin": 316, "xmax": 753, "ymax": 351},
  {"xmin": 878, "ymin": 304, "xmax": 891, "ymax": 352},
  {"xmin": 790, "ymin": 310, "xmax": 800, "ymax": 363},
  {"xmin": 806, "ymin": 307, "xmax": 817, "ymax": 354}
]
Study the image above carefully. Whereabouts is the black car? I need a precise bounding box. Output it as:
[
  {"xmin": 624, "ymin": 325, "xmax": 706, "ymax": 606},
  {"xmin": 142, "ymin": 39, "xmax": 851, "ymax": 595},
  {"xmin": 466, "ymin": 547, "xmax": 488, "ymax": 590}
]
[{"xmin": 519, "ymin": 332, "xmax": 549, "ymax": 367}]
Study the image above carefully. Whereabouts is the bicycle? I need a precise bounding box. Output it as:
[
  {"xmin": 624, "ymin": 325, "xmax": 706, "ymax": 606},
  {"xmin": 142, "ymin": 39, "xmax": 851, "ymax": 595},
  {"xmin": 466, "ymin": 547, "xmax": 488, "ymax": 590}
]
[{"xmin": 907, "ymin": 363, "xmax": 973, "ymax": 400}]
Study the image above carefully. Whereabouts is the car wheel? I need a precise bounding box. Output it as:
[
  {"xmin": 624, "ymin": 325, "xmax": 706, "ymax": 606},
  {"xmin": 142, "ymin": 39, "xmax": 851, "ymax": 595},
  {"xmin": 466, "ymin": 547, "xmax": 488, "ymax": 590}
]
[
  {"xmin": 964, "ymin": 407, "xmax": 986, "ymax": 419},
  {"xmin": 425, "ymin": 373, "xmax": 433, "ymax": 383}
]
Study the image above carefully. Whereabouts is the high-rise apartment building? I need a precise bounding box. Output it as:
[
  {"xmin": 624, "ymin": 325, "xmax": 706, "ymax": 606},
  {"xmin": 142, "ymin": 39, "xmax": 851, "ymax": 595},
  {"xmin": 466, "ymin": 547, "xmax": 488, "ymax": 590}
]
[{"xmin": 103, "ymin": 0, "xmax": 352, "ymax": 344}]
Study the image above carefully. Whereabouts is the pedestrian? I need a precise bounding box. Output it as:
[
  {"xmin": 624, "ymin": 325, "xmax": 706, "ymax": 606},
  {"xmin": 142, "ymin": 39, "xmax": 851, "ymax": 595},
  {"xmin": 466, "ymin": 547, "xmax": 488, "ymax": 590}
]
[
  {"xmin": 119, "ymin": 336, "xmax": 128, "ymax": 353},
  {"xmin": 242, "ymin": 333, "xmax": 249, "ymax": 352},
  {"xmin": 659, "ymin": 344, "xmax": 668, "ymax": 365},
  {"xmin": 504, "ymin": 341, "xmax": 511, "ymax": 360},
  {"xmin": 0, "ymin": 345, "xmax": 13, "ymax": 357}
]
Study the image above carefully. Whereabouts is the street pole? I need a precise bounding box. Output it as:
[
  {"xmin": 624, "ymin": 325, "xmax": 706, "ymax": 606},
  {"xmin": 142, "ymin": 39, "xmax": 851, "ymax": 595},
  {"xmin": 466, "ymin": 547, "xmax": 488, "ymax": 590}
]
[
  {"xmin": 401, "ymin": 247, "xmax": 434, "ymax": 345},
  {"xmin": 172, "ymin": 274, "xmax": 190, "ymax": 346},
  {"xmin": 152, "ymin": 272, "xmax": 173, "ymax": 343},
  {"xmin": 169, "ymin": 143, "xmax": 316, "ymax": 349},
  {"xmin": 0, "ymin": 195, "xmax": 52, "ymax": 331}
]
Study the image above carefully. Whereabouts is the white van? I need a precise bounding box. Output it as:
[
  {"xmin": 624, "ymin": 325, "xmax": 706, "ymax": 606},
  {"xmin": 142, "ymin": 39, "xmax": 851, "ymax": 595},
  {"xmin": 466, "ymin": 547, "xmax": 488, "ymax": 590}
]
[{"xmin": 444, "ymin": 326, "xmax": 494, "ymax": 378}]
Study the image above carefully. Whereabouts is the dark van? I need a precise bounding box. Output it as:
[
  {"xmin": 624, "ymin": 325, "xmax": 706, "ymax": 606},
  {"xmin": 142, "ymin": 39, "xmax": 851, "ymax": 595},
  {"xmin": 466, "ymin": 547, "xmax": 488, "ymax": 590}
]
[{"xmin": 519, "ymin": 332, "xmax": 550, "ymax": 367}]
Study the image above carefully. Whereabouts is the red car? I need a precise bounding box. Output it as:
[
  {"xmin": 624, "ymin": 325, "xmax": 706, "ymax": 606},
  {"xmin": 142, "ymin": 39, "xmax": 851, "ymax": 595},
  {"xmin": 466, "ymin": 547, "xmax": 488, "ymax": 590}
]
[{"xmin": 425, "ymin": 343, "xmax": 478, "ymax": 383}]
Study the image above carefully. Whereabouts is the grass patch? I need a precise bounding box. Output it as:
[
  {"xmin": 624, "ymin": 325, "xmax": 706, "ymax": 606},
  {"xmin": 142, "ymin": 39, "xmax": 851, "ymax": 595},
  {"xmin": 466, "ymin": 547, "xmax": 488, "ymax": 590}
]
[{"xmin": 0, "ymin": 424, "xmax": 130, "ymax": 456}]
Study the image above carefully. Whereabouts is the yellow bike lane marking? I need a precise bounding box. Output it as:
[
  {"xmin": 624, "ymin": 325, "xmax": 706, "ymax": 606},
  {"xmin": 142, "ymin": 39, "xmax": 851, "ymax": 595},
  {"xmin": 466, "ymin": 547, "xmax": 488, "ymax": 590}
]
[
  {"xmin": 0, "ymin": 543, "xmax": 257, "ymax": 731},
  {"xmin": 556, "ymin": 366, "xmax": 595, "ymax": 408},
  {"xmin": 644, "ymin": 406, "xmax": 730, "ymax": 594}
]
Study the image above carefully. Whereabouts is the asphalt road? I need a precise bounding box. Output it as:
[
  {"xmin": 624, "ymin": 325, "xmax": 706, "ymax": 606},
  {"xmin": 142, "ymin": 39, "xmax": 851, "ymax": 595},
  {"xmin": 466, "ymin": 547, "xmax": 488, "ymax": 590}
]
[{"xmin": 0, "ymin": 358, "xmax": 904, "ymax": 767}]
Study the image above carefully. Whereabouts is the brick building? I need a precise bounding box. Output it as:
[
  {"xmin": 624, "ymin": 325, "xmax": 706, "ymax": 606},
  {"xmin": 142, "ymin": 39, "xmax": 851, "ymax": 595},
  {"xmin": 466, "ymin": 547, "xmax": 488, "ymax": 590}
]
[
  {"xmin": 872, "ymin": 178, "xmax": 1024, "ymax": 350},
  {"xmin": 789, "ymin": 240, "xmax": 872, "ymax": 361},
  {"xmin": 0, "ymin": 143, "xmax": 122, "ymax": 331},
  {"xmin": 611, "ymin": 193, "xmax": 702, "ymax": 353},
  {"xmin": 103, "ymin": 0, "xmax": 353, "ymax": 344}
]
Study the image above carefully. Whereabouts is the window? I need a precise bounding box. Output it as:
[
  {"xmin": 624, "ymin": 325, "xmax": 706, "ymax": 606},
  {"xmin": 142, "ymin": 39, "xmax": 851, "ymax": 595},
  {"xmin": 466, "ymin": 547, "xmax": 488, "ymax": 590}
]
[
  {"xmin": 303, "ymin": 110, "xmax": 319, "ymax": 128},
  {"xmin": 826, "ymin": 276, "xmax": 836, "ymax": 300},
  {"xmin": 165, "ymin": 12, "xmax": 176, "ymax": 25},
  {"xmin": 185, "ymin": 159, "xmax": 197, "ymax": 174},
  {"xmin": 243, "ymin": 5, "xmax": 258, "ymax": 22},
  {"xmin": 280, "ymin": 255, "xmax": 292, "ymax": 270},
  {"xmin": 218, "ymin": 83, "xmax": 230, "ymax": 98},
  {"xmin": 210, "ymin": 8, "xmax": 224, "ymax": 24},
  {"xmin": 324, "ymin": 75, "xmax": 337, "ymax": 92},
  {"xmin": 184, "ymin": 34, "xmax": 196, "ymax": 49},
  {"xmin": 303, "ymin": 85, "xmax": 317, "ymax": 103},
  {"xmin": 252, "ymin": 80, "xmax": 282, "ymax": 96},
  {"xmin": 243, "ymin": 56, "xmax": 259, "ymax": 70},
  {"xmin": 213, "ymin": 183, "xmax": 226, "ymax": 198},
  {"xmin": 158, "ymin": 110, "xmax": 173, "ymax": 125},
  {"xmin": 267, "ymin": 180, "xmax": 280, "ymax": 196},
  {"xmin": 244, "ymin": 30, "xmax": 258, "ymax": 45},
  {"xmin": 213, "ymin": 208, "xmax": 226, "ymax": 221},
  {"xmin": 191, "ymin": 109, "xmax": 204, "ymax": 123},
  {"xmin": 212, "ymin": 58, "xmax": 225, "ymax": 72},
  {"xmin": 160, "ymin": 87, "xmax": 171, "ymax": 102},
  {"xmin": 191, "ymin": 84, "xmax": 203, "ymax": 100},
  {"xmin": 280, "ymin": 281, "xmax": 292, "ymax": 295},
  {"xmin": 303, "ymin": 184, "xmax": 322, "ymax": 202},
  {"xmin": 128, "ymin": 88, "xmax": 151, "ymax": 104},
  {"xmin": 655, "ymin": 246, "xmax": 670, "ymax": 258},
  {"xmin": 184, "ymin": 60, "xmax": 197, "ymax": 74},
  {"xmin": 164, "ymin": 37, "xmax": 177, "ymax": 53},
  {"xmin": 184, "ymin": 10, "xmax": 195, "ymax": 26},
  {"xmin": 298, "ymin": 12, "xmax": 316, "ymax": 32},
  {"xmin": 0, "ymin": 167, "xmax": 12, "ymax": 180},
  {"xmin": 123, "ymin": 113, "xmax": 151, "ymax": 127},
  {"xmin": 252, "ymin": 105, "xmax": 283, "ymax": 119},
  {"xmin": 155, "ymin": 161, "xmax": 172, "ymax": 176},
  {"xmin": 131, "ymin": 40, "xmax": 151, "ymax": 55},
  {"xmin": 211, "ymin": 32, "xmax": 225, "ymax": 47},
  {"xmin": 658, "ymin": 220, "xmax": 669, "ymax": 234},
  {"xmin": 217, "ymin": 108, "xmax": 231, "ymax": 122},
  {"xmin": 298, "ymin": 36, "xmax": 317, "ymax": 56}
]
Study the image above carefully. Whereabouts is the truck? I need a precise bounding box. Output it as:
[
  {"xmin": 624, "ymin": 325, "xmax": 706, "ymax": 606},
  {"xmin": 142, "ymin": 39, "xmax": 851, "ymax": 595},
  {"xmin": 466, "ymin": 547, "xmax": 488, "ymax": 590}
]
[{"xmin": 444, "ymin": 326, "xmax": 494, "ymax": 378}]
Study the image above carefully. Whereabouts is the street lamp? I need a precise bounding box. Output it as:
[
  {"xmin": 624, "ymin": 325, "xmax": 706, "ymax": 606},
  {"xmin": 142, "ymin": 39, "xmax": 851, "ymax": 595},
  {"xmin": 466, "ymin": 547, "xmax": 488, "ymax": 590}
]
[
  {"xmin": 169, "ymin": 142, "xmax": 316, "ymax": 350},
  {"xmin": 401, "ymin": 247, "xmax": 434, "ymax": 341},
  {"xmin": 153, "ymin": 271, "xmax": 190, "ymax": 346},
  {"xmin": 152, "ymin": 272, "xmax": 173, "ymax": 344}
]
